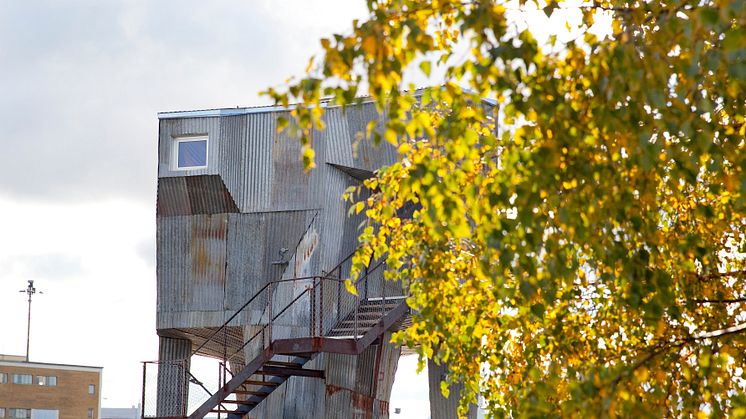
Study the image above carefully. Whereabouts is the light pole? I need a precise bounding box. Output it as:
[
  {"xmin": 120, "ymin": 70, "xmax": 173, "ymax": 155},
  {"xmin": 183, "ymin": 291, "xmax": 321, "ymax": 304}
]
[{"xmin": 19, "ymin": 280, "xmax": 41, "ymax": 362}]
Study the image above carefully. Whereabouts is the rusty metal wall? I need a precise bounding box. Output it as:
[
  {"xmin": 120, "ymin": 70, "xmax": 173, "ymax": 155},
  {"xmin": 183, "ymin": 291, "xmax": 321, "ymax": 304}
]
[
  {"xmin": 157, "ymin": 214, "xmax": 227, "ymax": 315},
  {"xmin": 156, "ymin": 101, "xmax": 404, "ymax": 418},
  {"xmin": 428, "ymin": 360, "xmax": 478, "ymax": 419}
]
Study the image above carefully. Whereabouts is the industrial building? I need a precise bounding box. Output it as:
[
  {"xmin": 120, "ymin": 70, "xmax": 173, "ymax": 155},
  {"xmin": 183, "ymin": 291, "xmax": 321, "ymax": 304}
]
[
  {"xmin": 0, "ymin": 354, "xmax": 102, "ymax": 419},
  {"xmin": 145, "ymin": 99, "xmax": 476, "ymax": 418}
]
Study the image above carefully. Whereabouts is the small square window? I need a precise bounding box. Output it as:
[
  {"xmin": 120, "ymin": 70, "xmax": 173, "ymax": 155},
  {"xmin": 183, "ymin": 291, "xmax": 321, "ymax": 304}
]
[
  {"xmin": 88, "ymin": 384, "xmax": 96, "ymax": 394},
  {"xmin": 174, "ymin": 137, "xmax": 208, "ymax": 170}
]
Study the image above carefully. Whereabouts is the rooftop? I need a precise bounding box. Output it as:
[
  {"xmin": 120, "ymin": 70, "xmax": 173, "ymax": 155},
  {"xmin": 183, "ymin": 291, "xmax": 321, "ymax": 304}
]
[{"xmin": 0, "ymin": 354, "xmax": 102, "ymax": 372}]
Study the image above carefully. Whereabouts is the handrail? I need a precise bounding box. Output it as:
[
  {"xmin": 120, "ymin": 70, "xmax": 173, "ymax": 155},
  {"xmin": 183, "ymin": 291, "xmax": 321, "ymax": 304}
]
[
  {"xmin": 191, "ymin": 248, "xmax": 363, "ymax": 357},
  {"xmin": 142, "ymin": 249, "xmax": 407, "ymax": 419}
]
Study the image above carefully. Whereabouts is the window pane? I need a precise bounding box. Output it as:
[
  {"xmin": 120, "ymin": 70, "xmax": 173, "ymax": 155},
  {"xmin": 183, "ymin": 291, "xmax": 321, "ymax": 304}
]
[
  {"xmin": 10, "ymin": 410, "xmax": 30, "ymax": 419},
  {"xmin": 0, "ymin": 373, "xmax": 7, "ymax": 383},
  {"xmin": 177, "ymin": 140, "xmax": 207, "ymax": 168},
  {"xmin": 12, "ymin": 374, "xmax": 32, "ymax": 384},
  {"xmin": 0, "ymin": 407, "xmax": 5, "ymax": 418},
  {"xmin": 49, "ymin": 376, "xmax": 57, "ymax": 386},
  {"xmin": 88, "ymin": 384, "xmax": 95, "ymax": 394}
]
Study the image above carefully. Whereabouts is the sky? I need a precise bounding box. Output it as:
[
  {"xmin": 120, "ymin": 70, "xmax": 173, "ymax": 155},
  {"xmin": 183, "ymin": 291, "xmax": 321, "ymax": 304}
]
[
  {"xmin": 0, "ymin": 0, "xmax": 608, "ymax": 415},
  {"xmin": 0, "ymin": 0, "xmax": 436, "ymax": 414}
]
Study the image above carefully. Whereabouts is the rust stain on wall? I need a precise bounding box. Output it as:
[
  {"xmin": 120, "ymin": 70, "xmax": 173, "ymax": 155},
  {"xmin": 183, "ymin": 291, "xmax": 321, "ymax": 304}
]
[
  {"xmin": 190, "ymin": 215, "xmax": 227, "ymax": 283},
  {"xmin": 293, "ymin": 226, "xmax": 319, "ymax": 277}
]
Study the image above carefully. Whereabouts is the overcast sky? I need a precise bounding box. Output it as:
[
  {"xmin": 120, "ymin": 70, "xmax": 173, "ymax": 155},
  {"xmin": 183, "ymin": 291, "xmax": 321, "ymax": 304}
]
[
  {"xmin": 0, "ymin": 0, "xmax": 607, "ymax": 414},
  {"xmin": 0, "ymin": 0, "xmax": 436, "ymax": 412}
]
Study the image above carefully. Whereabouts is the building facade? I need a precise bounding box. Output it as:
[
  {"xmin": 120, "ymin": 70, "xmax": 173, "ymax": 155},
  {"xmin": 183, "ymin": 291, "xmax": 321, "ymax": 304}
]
[
  {"xmin": 0, "ymin": 355, "xmax": 102, "ymax": 419},
  {"xmin": 151, "ymin": 100, "xmax": 476, "ymax": 419}
]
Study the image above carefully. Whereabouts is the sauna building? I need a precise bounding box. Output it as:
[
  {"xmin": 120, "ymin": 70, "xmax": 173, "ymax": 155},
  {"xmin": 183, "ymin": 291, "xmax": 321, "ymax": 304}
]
[{"xmin": 146, "ymin": 99, "xmax": 476, "ymax": 419}]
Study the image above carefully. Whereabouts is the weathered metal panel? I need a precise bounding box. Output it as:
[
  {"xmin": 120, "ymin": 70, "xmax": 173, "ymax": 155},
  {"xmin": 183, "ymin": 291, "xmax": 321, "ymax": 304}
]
[
  {"xmin": 224, "ymin": 210, "xmax": 317, "ymax": 311},
  {"xmin": 157, "ymin": 175, "xmax": 238, "ymax": 216},
  {"xmin": 157, "ymin": 215, "xmax": 226, "ymax": 314},
  {"xmin": 242, "ymin": 111, "xmax": 275, "ymax": 212},
  {"xmin": 217, "ymin": 114, "xmax": 248, "ymax": 213},
  {"xmin": 355, "ymin": 345, "xmax": 377, "ymax": 396},
  {"xmin": 158, "ymin": 117, "xmax": 221, "ymax": 178},
  {"xmin": 271, "ymin": 123, "xmax": 313, "ymax": 210},
  {"xmin": 344, "ymin": 102, "xmax": 398, "ymax": 172},
  {"xmin": 324, "ymin": 107, "xmax": 354, "ymax": 168},
  {"xmin": 428, "ymin": 360, "xmax": 478, "ymax": 419}
]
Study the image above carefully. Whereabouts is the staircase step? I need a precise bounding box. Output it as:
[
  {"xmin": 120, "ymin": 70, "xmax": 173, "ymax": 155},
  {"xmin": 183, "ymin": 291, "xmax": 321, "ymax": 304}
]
[
  {"xmin": 220, "ymin": 400, "xmax": 257, "ymax": 405},
  {"xmin": 243, "ymin": 379, "xmax": 281, "ymax": 387},
  {"xmin": 264, "ymin": 360, "xmax": 304, "ymax": 368},
  {"xmin": 234, "ymin": 389, "xmax": 271, "ymax": 397},
  {"xmin": 338, "ymin": 319, "xmax": 380, "ymax": 325},
  {"xmin": 257, "ymin": 365, "xmax": 325, "ymax": 378}
]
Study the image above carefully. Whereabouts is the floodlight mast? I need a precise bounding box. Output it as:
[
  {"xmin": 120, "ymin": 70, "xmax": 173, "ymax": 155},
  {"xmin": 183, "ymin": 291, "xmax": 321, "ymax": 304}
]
[{"xmin": 19, "ymin": 280, "xmax": 41, "ymax": 362}]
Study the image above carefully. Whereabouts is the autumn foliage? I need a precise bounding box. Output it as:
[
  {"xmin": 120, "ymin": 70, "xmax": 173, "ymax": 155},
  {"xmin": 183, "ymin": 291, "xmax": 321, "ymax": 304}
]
[{"xmin": 266, "ymin": 0, "xmax": 746, "ymax": 416}]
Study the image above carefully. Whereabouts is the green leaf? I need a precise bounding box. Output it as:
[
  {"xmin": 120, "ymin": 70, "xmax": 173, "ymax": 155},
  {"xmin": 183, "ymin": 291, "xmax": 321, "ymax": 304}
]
[{"xmin": 420, "ymin": 60, "xmax": 432, "ymax": 77}]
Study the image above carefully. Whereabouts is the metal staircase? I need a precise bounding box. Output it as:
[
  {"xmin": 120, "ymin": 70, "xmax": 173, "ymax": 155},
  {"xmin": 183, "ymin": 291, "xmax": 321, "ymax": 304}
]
[{"xmin": 142, "ymin": 253, "xmax": 409, "ymax": 419}]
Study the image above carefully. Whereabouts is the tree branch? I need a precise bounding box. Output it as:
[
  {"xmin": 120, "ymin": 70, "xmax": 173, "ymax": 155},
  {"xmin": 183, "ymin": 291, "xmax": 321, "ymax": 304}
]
[
  {"xmin": 692, "ymin": 298, "xmax": 746, "ymax": 304},
  {"xmin": 688, "ymin": 322, "xmax": 746, "ymax": 341}
]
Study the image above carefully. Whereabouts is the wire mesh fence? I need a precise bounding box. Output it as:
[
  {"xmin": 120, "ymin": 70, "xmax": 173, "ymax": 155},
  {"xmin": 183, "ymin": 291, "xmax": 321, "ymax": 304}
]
[{"xmin": 142, "ymin": 359, "xmax": 227, "ymax": 419}]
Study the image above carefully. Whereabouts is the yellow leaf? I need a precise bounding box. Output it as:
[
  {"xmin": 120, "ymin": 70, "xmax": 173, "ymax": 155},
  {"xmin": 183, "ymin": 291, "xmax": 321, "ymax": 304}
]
[{"xmin": 361, "ymin": 35, "xmax": 377, "ymax": 57}]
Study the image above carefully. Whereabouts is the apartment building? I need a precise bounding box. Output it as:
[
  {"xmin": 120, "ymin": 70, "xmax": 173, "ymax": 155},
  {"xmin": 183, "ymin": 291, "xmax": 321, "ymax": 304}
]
[{"xmin": 0, "ymin": 355, "xmax": 102, "ymax": 419}]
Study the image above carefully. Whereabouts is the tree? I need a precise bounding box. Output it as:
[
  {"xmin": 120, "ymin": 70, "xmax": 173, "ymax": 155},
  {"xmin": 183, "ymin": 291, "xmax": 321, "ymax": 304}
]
[{"xmin": 266, "ymin": 0, "xmax": 746, "ymax": 416}]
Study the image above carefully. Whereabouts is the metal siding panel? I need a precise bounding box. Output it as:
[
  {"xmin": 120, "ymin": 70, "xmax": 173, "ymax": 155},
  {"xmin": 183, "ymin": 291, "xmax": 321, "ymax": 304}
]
[
  {"xmin": 218, "ymin": 114, "xmax": 248, "ymax": 212},
  {"xmin": 157, "ymin": 175, "xmax": 238, "ymax": 216},
  {"xmin": 158, "ymin": 117, "xmax": 221, "ymax": 178},
  {"xmin": 224, "ymin": 210, "xmax": 316, "ymax": 311},
  {"xmin": 156, "ymin": 215, "xmax": 226, "ymax": 315},
  {"xmin": 355, "ymin": 345, "xmax": 377, "ymax": 396},
  {"xmin": 243, "ymin": 112, "xmax": 275, "ymax": 212},
  {"xmin": 345, "ymin": 102, "xmax": 398, "ymax": 172},
  {"xmin": 324, "ymin": 107, "xmax": 354, "ymax": 167}
]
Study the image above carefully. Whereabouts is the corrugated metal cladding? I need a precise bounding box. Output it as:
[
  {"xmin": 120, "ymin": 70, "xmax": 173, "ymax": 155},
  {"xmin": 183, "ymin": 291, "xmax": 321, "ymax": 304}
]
[
  {"xmin": 428, "ymin": 360, "xmax": 478, "ymax": 419},
  {"xmin": 156, "ymin": 100, "xmax": 406, "ymax": 418},
  {"xmin": 157, "ymin": 175, "xmax": 238, "ymax": 216}
]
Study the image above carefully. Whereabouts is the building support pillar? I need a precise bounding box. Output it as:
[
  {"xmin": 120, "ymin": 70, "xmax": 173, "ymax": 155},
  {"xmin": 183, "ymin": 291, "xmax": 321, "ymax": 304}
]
[
  {"xmin": 157, "ymin": 336, "xmax": 191, "ymax": 417},
  {"xmin": 428, "ymin": 360, "xmax": 478, "ymax": 419}
]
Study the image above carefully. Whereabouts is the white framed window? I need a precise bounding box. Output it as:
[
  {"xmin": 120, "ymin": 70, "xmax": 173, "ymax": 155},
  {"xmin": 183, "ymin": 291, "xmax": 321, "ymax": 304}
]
[
  {"xmin": 0, "ymin": 372, "xmax": 7, "ymax": 383},
  {"xmin": 88, "ymin": 383, "xmax": 96, "ymax": 394},
  {"xmin": 36, "ymin": 375, "xmax": 57, "ymax": 386},
  {"xmin": 173, "ymin": 136, "xmax": 208, "ymax": 170},
  {"xmin": 0, "ymin": 407, "xmax": 5, "ymax": 418},
  {"xmin": 11, "ymin": 374, "xmax": 32, "ymax": 385},
  {"xmin": 87, "ymin": 408, "xmax": 93, "ymax": 418}
]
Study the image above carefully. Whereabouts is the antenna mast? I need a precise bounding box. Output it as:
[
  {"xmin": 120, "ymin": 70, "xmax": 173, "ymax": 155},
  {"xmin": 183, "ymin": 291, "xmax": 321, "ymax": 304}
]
[{"xmin": 19, "ymin": 280, "xmax": 41, "ymax": 362}]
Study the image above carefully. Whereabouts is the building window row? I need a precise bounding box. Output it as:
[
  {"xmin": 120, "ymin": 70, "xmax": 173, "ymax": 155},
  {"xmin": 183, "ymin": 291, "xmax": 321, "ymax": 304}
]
[
  {"xmin": 0, "ymin": 373, "xmax": 56, "ymax": 386},
  {"xmin": 0, "ymin": 408, "xmax": 32, "ymax": 419}
]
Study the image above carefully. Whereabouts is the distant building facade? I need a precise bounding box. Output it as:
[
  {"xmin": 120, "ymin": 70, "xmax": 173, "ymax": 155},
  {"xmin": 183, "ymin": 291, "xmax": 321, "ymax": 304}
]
[
  {"xmin": 0, "ymin": 355, "xmax": 102, "ymax": 419},
  {"xmin": 101, "ymin": 406, "xmax": 140, "ymax": 419}
]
